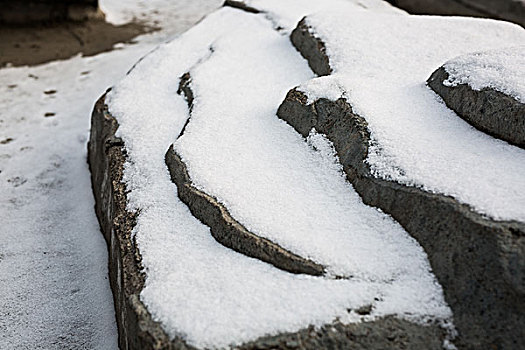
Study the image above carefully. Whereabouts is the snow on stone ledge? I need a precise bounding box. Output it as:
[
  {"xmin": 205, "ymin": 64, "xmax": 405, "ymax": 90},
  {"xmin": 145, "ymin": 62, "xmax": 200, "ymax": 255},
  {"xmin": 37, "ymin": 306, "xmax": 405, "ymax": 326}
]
[
  {"xmin": 106, "ymin": 5, "xmax": 452, "ymax": 349},
  {"xmin": 443, "ymin": 46, "xmax": 525, "ymax": 103},
  {"xmin": 241, "ymin": 0, "xmax": 404, "ymax": 31},
  {"xmin": 300, "ymin": 12, "xmax": 525, "ymax": 222}
]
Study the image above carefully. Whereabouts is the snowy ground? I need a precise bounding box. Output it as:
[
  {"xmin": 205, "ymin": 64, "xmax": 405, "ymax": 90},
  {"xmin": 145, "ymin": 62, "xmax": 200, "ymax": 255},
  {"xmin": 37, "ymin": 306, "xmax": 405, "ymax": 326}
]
[
  {"xmin": 442, "ymin": 46, "xmax": 525, "ymax": 103},
  {"xmin": 0, "ymin": 1, "xmax": 221, "ymax": 348}
]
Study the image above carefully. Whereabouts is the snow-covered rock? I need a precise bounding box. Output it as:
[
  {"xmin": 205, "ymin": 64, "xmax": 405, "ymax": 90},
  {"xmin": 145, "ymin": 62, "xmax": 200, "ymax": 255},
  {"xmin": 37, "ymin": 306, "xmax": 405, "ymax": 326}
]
[
  {"xmin": 278, "ymin": 8, "xmax": 525, "ymax": 350},
  {"xmin": 89, "ymin": 2, "xmax": 457, "ymax": 349},
  {"xmin": 88, "ymin": 1, "xmax": 525, "ymax": 349},
  {"xmin": 428, "ymin": 47, "xmax": 525, "ymax": 148}
]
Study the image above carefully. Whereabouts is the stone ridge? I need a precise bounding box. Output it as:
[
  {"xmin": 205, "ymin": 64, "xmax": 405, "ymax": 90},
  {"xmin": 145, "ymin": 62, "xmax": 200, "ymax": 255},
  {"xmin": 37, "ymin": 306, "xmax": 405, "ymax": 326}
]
[
  {"xmin": 290, "ymin": 18, "xmax": 332, "ymax": 76},
  {"xmin": 88, "ymin": 94, "xmax": 188, "ymax": 350},
  {"xmin": 172, "ymin": 72, "xmax": 326, "ymax": 276},
  {"xmin": 428, "ymin": 66, "xmax": 525, "ymax": 149},
  {"xmin": 280, "ymin": 20, "xmax": 525, "ymax": 349},
  {"xmin": 385, "ymin": 0, "xmax": 525, "ymax": 27},
  {"xmin": 165, "ymin": 144, "xmax": 326, "ymax": 276},
  {"xmin": 236, "ymin": 317, "xmax": 446, "ymax": 350}
]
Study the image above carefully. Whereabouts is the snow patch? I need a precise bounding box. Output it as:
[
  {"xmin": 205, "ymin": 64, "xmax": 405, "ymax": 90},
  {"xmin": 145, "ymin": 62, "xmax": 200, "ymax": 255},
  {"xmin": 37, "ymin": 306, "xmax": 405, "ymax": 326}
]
[
  {"xmin": 297, "ymin": 76, "xmax": 346, "ymax": 103},
  {"xmin": 443, "ymin": 46, "xmax": 525, "ymax": 103},
  {"xmin": 301, "ymin": 12, "xmax": 525, "ymax": 222}
]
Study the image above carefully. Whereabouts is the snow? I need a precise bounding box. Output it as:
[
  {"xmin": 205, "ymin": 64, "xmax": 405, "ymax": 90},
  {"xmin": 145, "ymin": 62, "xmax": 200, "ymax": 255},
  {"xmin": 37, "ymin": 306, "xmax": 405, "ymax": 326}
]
[
  {"xmin": 243, "ymin": 0, "xmax": 403, "ymax": 30},
  {"xmin": 0, "ymin": 0, "xmax": 221, "ymax": 349},
  {"xmin": 443, "ymin": 46, "xmax": 525, "ymax": 103},
  {"xmin": 297, "ymin": 75, "xmax": 347, "ymax": 104},
  {"xmin": 299, "ymin": 12, "xmax": 525, "ymax": 222},
  {"xmin": 108, "ymin": 6, "xmax": 452, "ymax": 349},
  {"xmin": 0, "ymin": 55, "xmax": 119, "ymax": 349},
  {"xmin": 101, "ymin": 0, "xmax": 222, "ymax": 40}
]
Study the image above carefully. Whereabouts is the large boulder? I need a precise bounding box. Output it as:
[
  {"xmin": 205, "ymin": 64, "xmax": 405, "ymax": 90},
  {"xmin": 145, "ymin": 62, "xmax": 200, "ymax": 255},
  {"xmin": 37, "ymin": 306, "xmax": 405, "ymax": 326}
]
[{"xmin": 89, "ymin": 93, "xmax": 448, "ymax": 350}]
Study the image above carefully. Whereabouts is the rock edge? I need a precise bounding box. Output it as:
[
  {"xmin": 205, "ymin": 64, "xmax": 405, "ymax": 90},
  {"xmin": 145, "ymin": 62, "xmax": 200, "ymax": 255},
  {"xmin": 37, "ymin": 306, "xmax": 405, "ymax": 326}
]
[
  {"xmin": 280, "ymin": 20, "xmax": 525, "ymax": 350},
  {"xmin": 89, "ymin": 91, "xmax": 448, "ymax": 350},
  {"xmin": 428, "ymin": 66, "xmax": 525, "ymax": 149}
]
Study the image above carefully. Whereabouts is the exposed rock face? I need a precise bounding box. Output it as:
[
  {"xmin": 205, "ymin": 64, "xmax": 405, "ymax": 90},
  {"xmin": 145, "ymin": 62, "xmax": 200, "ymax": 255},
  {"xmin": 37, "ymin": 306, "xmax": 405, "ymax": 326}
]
[
  {"xmin": 288, "ymin": 19, "xmax": 331, "ymax": 76},
  {"xmin": 386, "ymin": 0, "xmax": 525, "ymax": 27},
  {"xmin": 223, "ymin": 0, "xmax": 260, "ymax": 14},
  {"xmin": 0, "ymin": 0, "xmax": 101, "ymax": 24},
  {"xmin": 280, "ymin": 20, "xmax": 525, "ymax": 350},
  {"xmin": 428, "ymin": 66, "xmax": 525, "ymax": 149},
  {"xmin": 236, "ymin": 317, "xmax": 446, "ymax": 350}
]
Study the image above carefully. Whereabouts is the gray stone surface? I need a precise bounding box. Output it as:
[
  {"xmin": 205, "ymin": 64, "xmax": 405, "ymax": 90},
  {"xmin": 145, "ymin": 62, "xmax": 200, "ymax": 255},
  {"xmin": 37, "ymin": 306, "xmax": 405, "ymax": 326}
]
[
  {"xmin": 279, "ymin": 20, "xmax": 525, "ymax": 349},
  {"xmin": 290, "ymin": 19, "xmax": 331, "ymax": 76},
  {"xmin": 237, "ymin": 317, "xmax": 446, "ymax": 350},
  {"xmin": 386, "ymin": 0, "xmax": 525, "ymax": 27},
  {"xmin": 428, "ymin": 66, "xmax": 525, "ymax": 149}
]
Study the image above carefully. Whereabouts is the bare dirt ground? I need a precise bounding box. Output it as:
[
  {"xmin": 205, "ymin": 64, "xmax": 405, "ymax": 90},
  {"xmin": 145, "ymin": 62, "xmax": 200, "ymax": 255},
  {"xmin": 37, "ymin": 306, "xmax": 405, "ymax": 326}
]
[{"xmin": 0, "ymin": 18, "xmax": 151, "ymax": 67}]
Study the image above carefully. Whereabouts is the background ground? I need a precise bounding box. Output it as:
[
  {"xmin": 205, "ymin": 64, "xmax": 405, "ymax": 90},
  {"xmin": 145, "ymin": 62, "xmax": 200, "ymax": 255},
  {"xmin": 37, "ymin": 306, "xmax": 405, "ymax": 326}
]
[{"xmin": 0, "ymin": 1, "xmax": 222, "ymax": 348}]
